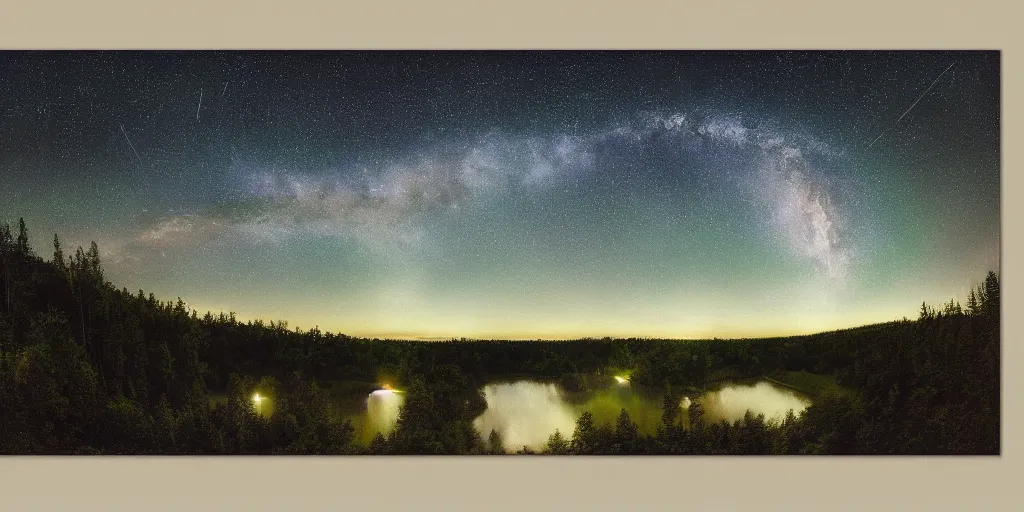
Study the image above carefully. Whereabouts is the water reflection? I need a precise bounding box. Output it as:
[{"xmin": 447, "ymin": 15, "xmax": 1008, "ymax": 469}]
[
  {"xmin": 342, "ymin": 378, "xmax": 812, "ymax": 450},
  {"xmin": 471, "ymin": 379, "xmax": 812, "ymax": 451},
  {"xmin": 698, "ymin": 381, "xmax": 810, "ymax": 423},
  {"xmin": 473, "ymin": 382, "xmax": 578, "ymax": 451},
  {"xmin": 355, "ymin": 388, "xmax": 404, "ymax": 444}
]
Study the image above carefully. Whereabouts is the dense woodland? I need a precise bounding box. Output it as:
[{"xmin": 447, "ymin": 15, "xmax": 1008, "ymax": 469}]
[{"xmin": 0, "ymin": 218, "xmax": 1000, "ymax": 455}]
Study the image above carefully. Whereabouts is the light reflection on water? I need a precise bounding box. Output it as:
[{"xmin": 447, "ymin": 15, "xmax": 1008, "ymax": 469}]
[
  {"xmin": 345, "ymin": 379, "xmax": 811, "ymax": 450},
  {"xmin": 472, "ymin": 382, "xmax": 578, "ymax": 451},
  {"xmin": 700, "ymin": 381, "xmax": 810, "ymax": 423},
  {"xmin": 471, "ymin": 379, "xmax": 812, "ymax": 452},
  {"xmin": 354, "ymin": 389, "xmax": 405, "ymax": 444}
]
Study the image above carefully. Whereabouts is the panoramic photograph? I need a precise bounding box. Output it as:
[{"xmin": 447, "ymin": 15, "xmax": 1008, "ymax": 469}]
[{"xmin": 0, "ymin": 50, "xmax": 999, "ymax": 455}]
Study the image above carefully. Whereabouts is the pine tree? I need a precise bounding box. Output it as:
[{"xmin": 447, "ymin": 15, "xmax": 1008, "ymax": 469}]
[
  {"xmin": 688, "ymin": 400, "xmax": 706, "ymax": 429},
  {"xmin": 919, "ymin": 302, "xmax": 931, "ymax": 321},
  {"xmin": 570, "ymin": 411, "xmax": 599, "ymax": 454},
  {"xmin": 661, "ymin": 391, "xmax": 680, "ymax": 427},
  {"xmin": 983, "ymin": 271, "xmax": 999, "ymax": 318},
  {"xmin": 545, "ymin": 430, "xmax": 570, "ymax": 454},
  {"xmin": 86, "ymin": 241, "xmax": 103, "ymax": 280},
  {"xmin": 966, "ymin": 289, "xmax": 979, "ymax": 316},
  {"xmin": 0, "ymin": 223, "xmax": 12, "ymax": 249},
  {"xmin": 613, "ymin": 409, "xmax": 640, "ymax": 454},
  {"xmin": 487, "ymin": 429, "xmax": 505, "ymax": 455},
  {"xmin": 0, "ymin": 223, "xmax": 12, "ymax": 313},
  {"xmin": 52, "ymin": 234, "xmax": 68, "ymax": 276},
  {"xmin": 16, "ymin": 218, "xmax": 30, "ymax": 255},
  {"xmin": 943, "ymin": 298, "xmax": 962, "ymax": 317},
  {"xmin": 687, "ymin": 401, "xmax": 707, "ymax": 454}
]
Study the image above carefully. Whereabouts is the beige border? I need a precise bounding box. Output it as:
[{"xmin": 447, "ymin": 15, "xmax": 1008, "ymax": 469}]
[{"xmin": 0, "ymin": 0, "xmax": 1019, "ymax": 509}]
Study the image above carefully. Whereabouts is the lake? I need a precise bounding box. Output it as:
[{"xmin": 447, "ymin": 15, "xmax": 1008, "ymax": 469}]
[{"xmin": 345, "ymin": 377, "xmax": 812, "ymax": 451}]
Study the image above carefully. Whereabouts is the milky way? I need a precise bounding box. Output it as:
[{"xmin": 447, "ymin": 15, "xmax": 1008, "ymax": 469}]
[
  {"xmin": 121, "ymin": 109, "xmax": 854, "ymax": 285},
  {"xmin": 0, "ymin": 51, "xmax": 1000, "ymax": 339}
]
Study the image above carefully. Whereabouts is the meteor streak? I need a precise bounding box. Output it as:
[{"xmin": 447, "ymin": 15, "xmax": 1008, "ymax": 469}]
[
  {"xmin": 868, "ymin": 62, "xmax": 955, "ymax": 148},
  {"xmin": 119, "ymin": 123, "xmax": 143, "ymax": 164}
]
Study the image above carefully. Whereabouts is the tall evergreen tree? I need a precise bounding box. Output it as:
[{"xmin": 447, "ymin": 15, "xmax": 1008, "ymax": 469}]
[
  {"xmin": 966, "ymin": 289, "xmax": 979, "ymax": 316},
  {"xmin": 613, "ymin": 409, "xmax": 640, "ymax": 454},
  {"xmin": 52, "ymin": 235, "xmax": 66, "ymax": 271},
  {"xmin": 0, "ymin": 223, "xmax": 12, "ymax": 313},
  {"xmin": 16, "ymin": 218, "xmax": 30, "ymax": 255},
  {"xmin": 86, "ymin": 241, "xmax": 103, "ymax": 280},
  {"xmin": 661, "ymin": 391, "xmax": 680, "ymax": 427},
  {"xmin": 545, "ymin": 430, "xmax": 571, "ymax": 454},
  {"xmin": 570, "ymin": 411, "xmax": 599, "ymax": 455},
  {"xmin": 983, "ymin": 271, "xmax": 999, "ymax": 318},
  {"xmin": 0, "ymin": 223, "xmax": 12, "ymax": 248}
]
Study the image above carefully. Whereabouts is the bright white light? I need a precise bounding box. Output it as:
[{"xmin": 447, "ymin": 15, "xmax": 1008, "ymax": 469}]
[
  {"xmin": 614, "ymin": 376, "xmax": 629, "ymax": 385},
  {"xmin": 252, "ymin": 392, "xmax": 265, "ymax": 415},
  {"xmin": 473, "ymin": 382, "xmax": 577, "ymax": 452},
  {"xmin": 370, "ymin": 389, "xmax": 397, "ymax": 397}
]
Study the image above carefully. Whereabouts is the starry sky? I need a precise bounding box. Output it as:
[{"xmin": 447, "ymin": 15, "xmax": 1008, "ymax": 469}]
[{"xmin": 0, "ymin": 51, "xmax": 1000, "ymax": 340}]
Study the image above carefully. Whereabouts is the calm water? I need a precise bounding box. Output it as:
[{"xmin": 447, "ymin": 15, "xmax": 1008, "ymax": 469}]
[
  {"xmin": 344, "ymin": 378, "xmax": 811, "ymax": 450},
  {"xmin": 473, "ymin": 379, "xmax": 811, "ymax": 451}
]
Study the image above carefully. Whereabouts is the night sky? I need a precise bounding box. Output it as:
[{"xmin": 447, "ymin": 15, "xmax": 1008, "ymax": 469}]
[{"xmin": 0, "ymin": 51, "xmax": 1000, "ymax": 340}]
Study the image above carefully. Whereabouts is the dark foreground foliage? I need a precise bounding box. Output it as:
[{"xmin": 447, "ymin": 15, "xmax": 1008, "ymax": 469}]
[{"xmin": 0, "ymin": 219, "xmax": 1000, "ymax": 454}]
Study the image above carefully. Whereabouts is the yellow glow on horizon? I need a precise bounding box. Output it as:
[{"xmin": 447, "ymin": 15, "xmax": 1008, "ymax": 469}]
[{"xmin": 181, "ymin": 298, "xmax": 920, "ymax": 341}]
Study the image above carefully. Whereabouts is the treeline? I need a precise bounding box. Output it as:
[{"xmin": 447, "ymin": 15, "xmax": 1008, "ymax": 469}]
[{"xmin": 0, "ymin": 219, "xmax": 1000, "ymax": 454}]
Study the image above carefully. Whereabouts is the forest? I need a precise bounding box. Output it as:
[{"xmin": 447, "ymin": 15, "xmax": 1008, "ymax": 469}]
[{"xmin": 0, "ymin": 218, "xmax": 1000, "ymax": 455}]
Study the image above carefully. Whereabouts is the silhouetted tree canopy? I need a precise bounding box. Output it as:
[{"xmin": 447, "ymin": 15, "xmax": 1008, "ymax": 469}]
[{"xmin": 0, "ymin": 220, "xmax": 1001, "ymax": 455}]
